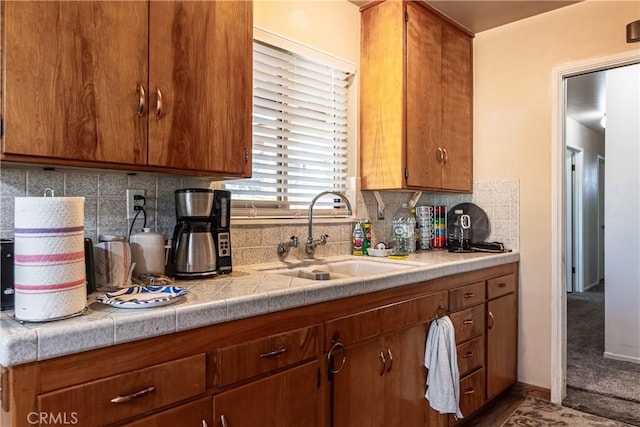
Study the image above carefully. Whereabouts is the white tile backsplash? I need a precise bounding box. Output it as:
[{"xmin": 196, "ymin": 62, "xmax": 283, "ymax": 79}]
[{"xmin": 0, "ymin": 164, "xmax": 519, "ymax": 265}]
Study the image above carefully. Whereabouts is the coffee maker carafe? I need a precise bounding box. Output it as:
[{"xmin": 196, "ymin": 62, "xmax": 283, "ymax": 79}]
[{"xmin": 170, "ymin": 189, "xmax": 217, "ymax": 279}]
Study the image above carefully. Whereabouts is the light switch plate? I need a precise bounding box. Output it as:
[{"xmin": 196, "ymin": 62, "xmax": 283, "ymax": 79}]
[{"xmin": 126, "ymin": 189, "xmax": 145, "ymax": 220}]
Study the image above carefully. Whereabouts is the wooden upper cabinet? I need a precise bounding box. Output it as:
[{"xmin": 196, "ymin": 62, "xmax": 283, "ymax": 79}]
[
  {"xmin": 148, "ymin": 1, "xmax": 252, "ymax": 176},
  {"xmin": 360, "ymin": 0, "xmax": 473, "ymax": 192},
  {"xmin": 2, "ymin": 1, "xmax": 148, "ymax": 165},
  {"xmin": 1, "ymin": 1, "xmax": 252, "ymax": 177}
]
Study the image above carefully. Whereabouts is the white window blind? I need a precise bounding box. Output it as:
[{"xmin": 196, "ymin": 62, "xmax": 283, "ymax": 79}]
[{"xmin": 226, "ymin": 36, "xmax": 354, "ymax": 219}]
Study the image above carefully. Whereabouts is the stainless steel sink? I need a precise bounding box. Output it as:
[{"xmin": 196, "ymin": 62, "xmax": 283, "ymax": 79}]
[{"xmin": 265, "ymin": 259, "xmax": 413, "ymax": 281}]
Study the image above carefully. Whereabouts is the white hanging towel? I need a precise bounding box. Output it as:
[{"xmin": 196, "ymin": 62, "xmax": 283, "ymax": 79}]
[{"xmin": 424, "ymin": 315, "xmax": 463, "ymax": 419}]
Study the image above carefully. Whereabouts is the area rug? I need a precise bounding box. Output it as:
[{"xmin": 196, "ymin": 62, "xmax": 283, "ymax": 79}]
[
  {"xmin": 566, "ymin": 284, "xmax": 640, "ymax": 403},
  {"xmin": 502, "ymin": 396, "xmax": 634, "ymax": 426}
]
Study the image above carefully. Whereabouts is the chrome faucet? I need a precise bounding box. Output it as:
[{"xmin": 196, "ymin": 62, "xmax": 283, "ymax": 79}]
[{"xmin": 306, "ymin": 191, "xmax": 353, "ymax": 257}]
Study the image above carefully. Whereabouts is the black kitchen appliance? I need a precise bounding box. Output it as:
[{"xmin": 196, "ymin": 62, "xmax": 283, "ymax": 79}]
[
  {"xmin": 213, "ymin": 190, "xmax": 232, "ymax": 274},
  {"xmin": 1, "ymin": 238, "xmax": 15, "ymax": 311}
]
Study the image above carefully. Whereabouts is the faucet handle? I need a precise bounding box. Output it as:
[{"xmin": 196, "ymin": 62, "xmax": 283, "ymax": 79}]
[
  {"xmin": 290, "ymin": 235, "xmax": 299, "ymax": 247},
  {"xmin": 319, "ymin": 233, "xmax": 329, "ymax": 244}
]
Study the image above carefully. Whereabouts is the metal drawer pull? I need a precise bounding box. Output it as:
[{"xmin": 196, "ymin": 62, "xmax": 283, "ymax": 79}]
[
  {"xmin": 259, "ymin": 346, "xmax": 287, "ymax": 359},
  {"xmin": 328, "ymin": 340, "xmax": 347, "ymax": 374},
  {"xmin": 442, "ymin": 148, "xmax": 449, "ymax": 164},
  {"xmin": 463, "ymin": 292, "xmax": 475, "ymax": 298},
  {"xmin": 110, "ymin": 385, "xmax": 155, "ymax": 403},
  {"xmin": 202, "ymin": 421, "xmax": 208, "ymax": 427},
  {"xmin": 379, "ymin": 351, "xmax": 386, "ymax": 376},
  {"xmin": 220, "ymin": 415, "xmax": 228, "ymax": 427},
  {"xmin": 437, "ymin": 147, "xmax": 444, "ymax": 163},
  {"xmin": 386, "ymin": 348, "xmax": 394, "ymax": 373},
  {"xmin": 488, "ymin": 311, "xmax": 495, "ymax": 329},
  {"xmin": 464, "ymin": 387, "xmax": 476, "ymax": 395},
  {"xmin": 499, "ymin": 282, "xmax": 507, "ymax": 288},
  {"xmin": 463, "ymin": 351, "xmax": 474, "ymax": 358},
  {"xmin": 137, "ymin": 84, "xmax": 145, "ymax": 117},
  {"xmin": 155, "ymin": 87, "xmax": 163, "ymax": 119},
  {"xmin": 463, "ymin": 319, "xmax": 474, "ymax": 325}
]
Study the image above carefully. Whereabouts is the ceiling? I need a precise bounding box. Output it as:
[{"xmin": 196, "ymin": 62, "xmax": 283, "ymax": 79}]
[
  {"xmin": 566, "ymin": 71, "xmax": 606, "ymax": 135},
  {"xmin": 424, "ymin": 1, "xmax": 581, "ymax": 33}
]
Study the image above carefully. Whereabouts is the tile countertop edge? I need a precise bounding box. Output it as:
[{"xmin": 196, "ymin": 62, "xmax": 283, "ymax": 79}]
[{"xmin": 0, "ymin": 251, "xmax": 519, "ymax": 367}]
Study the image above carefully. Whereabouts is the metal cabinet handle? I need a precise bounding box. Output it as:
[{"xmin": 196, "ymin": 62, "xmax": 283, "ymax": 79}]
[
  {"xmin": 155, "ymin": 87, "xmax": 163, "ymax": 120},
  {"xmin": 110, "ymin": 385, "xmax": 155, "ymax": 403},
  {"xmin": 499, "ymin": 282, "xmax": 507, "ymax": 288},
  {"xmin": 378, "ymin": 351, "xmax": 386, "ymax": 376},
  {"xmin": 137, "ymin": 84, "xmax": 146, "ymax": 117},
  {"xmin": 488, "ymin": 311, "xmax": 495, "ymax": 330},
  {"xmin": 463, "ymin": 351, "xmax": 474, "ymax": 358},
  {"xmin": 202, "ymin": 421, "xmax": 208, "ymax": 427},
  {"xmin": 220, "ymin": 415, "xmax": 228, "ymax": 427},
  {"xmin": 437, "ymin": 147, "xmax": 444, "ymax": 164},
  {"xmin": 442, "ymin": 148, "xmax": 449, "ymax": 164},
  {"xmin": 327, "ymin": 340, "xmax": 347, "ymax": 374},
  {"xmin": 463, "ymin": 292, "xmax": 475, "ymax": 298},
  {"xmin": 464, "ymin": 387, "xmax": 476, "ymax": 395},
  {"xmin": 259, "ymin": 346, "xmax": 287, "ymax": 359},
  {"xmin": 463, "ymin": 319, "xmax": 474, "ymax": 325},
  {"xmin": 386, "ymin": 348, "xmax": 393, "ymax": 373}
]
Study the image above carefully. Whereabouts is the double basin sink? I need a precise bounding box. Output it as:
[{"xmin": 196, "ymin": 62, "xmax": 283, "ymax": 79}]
[{"xmin": 263, "ymin": 258, "xmax": 414, "ymax": 281}]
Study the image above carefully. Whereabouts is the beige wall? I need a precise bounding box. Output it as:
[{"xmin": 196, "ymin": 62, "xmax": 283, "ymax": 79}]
[{"xmin": 474, "ymin": 0, "xmax": 640, "ymax": 388}]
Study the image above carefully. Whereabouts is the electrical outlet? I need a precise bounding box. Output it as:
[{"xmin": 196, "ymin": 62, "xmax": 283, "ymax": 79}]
[{"xmin": 126, "ymin": 189, "xmax": 145, "ymax": 220}]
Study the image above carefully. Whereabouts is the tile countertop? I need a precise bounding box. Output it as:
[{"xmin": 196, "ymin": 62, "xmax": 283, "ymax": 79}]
[{"xmin": 0, "ymin": 250, "xmax": 519, "ymax": 367}]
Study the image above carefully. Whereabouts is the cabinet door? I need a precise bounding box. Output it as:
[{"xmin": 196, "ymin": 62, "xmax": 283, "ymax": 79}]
[
  {"xmin": 486, "ymin": 293, "xmax": 518, "ymax": 400},
  {"xmin": 213, "ymin": 361, "xmax": 323, "ymax": 427},
  {"xmin": 3, "ymin": 1, "xmax": 148, "ymax": 164},
  {"xmin": 440, "ymin": 25, "xmax": 472, "ymax": 192},
  {"xmin": 331, "ymin": 325, "xmax": 428, "ymax": 427},
  {"xmin": 148, "ymin": 1, "xmax": 252, "ymax": 176},
  {"xmin": 123, "ymin": 397, "xmax": 212, "ymax": 427},
  {"xmin": 405, "ymin": 3, "xmax": 443, "ymax": 190}
]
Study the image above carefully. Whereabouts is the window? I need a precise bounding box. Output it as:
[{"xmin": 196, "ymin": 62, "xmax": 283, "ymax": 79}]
[{"xmin": 225, "ymin": 29, "xmax": 355, "ymax": 219}]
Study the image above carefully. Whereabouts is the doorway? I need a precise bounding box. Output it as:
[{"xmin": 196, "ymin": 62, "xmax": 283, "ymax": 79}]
[
  {"xmin": 551, "ymin": 50, "xmax": 640, "ymax": 405},
  {"xmin": 564, "ymin": 146, "xmax": 584, "ymax": 293}
]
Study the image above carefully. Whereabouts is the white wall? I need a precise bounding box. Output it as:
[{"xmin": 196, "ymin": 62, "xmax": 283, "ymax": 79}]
[
  {"xmin": 566, "ymin": 117, "xmax": 605, "ymax": 290},
  {"xmin": 474, "ymin": 0, "xmax": 640, "ymax": 388},
  {"xmin": 604, "ymin": 64, "xmax": 640, "ymax": 363}
]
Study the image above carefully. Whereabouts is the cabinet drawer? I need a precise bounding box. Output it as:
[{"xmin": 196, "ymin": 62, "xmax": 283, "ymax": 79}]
[
  {"xmin": 456, "ymin": 336, "xmax": 484, "ymax": 378},
  {"xmin": 487, "ymin": 274, "xmax": 516, "ymax": 299},
  {"xmin": 449, "ymin": 281, "xmax": 485, "ymax": 311},
  {"xmin": 325, "ymin": 291, "xmax": 447, "ymax": 348},
  {"xmin": 450, "ymin": 368, "xmax": 486, "ymax": 425},
  {"xmin": 122, "ymin": 397, "xmax": 212, "ymax": 427},
  {"xmin": 216, "ymin": 325, "xmax": 320, "ymax": 387},
  {"xmin": 38, "ymin": 354, "xmax": 206, "ymax": 427},
  {"xmin": 450, "ymin": 304, "xmax": 484, "ymax": 344}
]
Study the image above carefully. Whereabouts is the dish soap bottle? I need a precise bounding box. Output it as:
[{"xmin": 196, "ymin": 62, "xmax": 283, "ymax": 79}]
[
  {"xmin": 352, "ymin": 222, "xmax": 364, "ymax": 256},
  {"xmin": 392, "ymin": 203, "xmax": 416, "ymax": 254}
]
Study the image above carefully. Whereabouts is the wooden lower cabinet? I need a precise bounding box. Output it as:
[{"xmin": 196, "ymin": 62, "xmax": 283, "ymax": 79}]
[
  {"xmin": 487, "ymin": 292, "xmax": 518, "ymax": 400},
  {"xmin": 0, "ymin": 263, "xmax": 518, "ymax": 427},
  {"xmin": 213, "ymin": 360, "xmax": 324, "ymax": 427},
  {"xmin": 331, "ymin": 325, "xmax": 428, "ymax": 427},
  {"xmin": 122, "ymin": 397, "xmax": 212, "ymax": 427}
]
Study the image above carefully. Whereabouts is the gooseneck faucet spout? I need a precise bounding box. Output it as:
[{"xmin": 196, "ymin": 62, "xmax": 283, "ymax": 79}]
[{"xmin": 306, "ymin": 191, "xmax": 353, "ymax": 257}]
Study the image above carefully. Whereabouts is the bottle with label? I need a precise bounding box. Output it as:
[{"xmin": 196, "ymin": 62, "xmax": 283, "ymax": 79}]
[
  {"xmin": 361, "ymin": 220, "xmax": 372, "ymax": 256},
  {"xmin": 392, "ymin": 203, "xmax": 416, "ymax": 254},
  {"xmin": 352, "ymin": 222, "xmax": 364, "ymax": 256}
]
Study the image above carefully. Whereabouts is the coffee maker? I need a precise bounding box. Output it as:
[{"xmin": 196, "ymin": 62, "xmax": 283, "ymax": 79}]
[{"xmin": 169, "ymin": 189, "xmax": 232, "ymax": 279}]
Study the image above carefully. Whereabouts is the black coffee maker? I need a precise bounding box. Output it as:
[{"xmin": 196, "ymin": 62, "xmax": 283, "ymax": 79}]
[{"xmin": 168, "ymin": 189, "xmax": 232, "ymax": 279}]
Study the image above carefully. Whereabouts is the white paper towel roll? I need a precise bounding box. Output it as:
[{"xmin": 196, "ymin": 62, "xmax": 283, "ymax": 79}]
[{"xmin": 13, "ymin": 196, "xmax": 87, "ymax": 321}]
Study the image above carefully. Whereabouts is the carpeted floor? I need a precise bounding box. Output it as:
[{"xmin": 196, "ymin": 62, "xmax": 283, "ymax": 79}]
[
  {"xmin": 564, "ymin": 283, "xmax": 640, "ymax": 425},
  {"xmin": 503, "ymin": 396, "xmax": 634, "ymax": 426}
]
